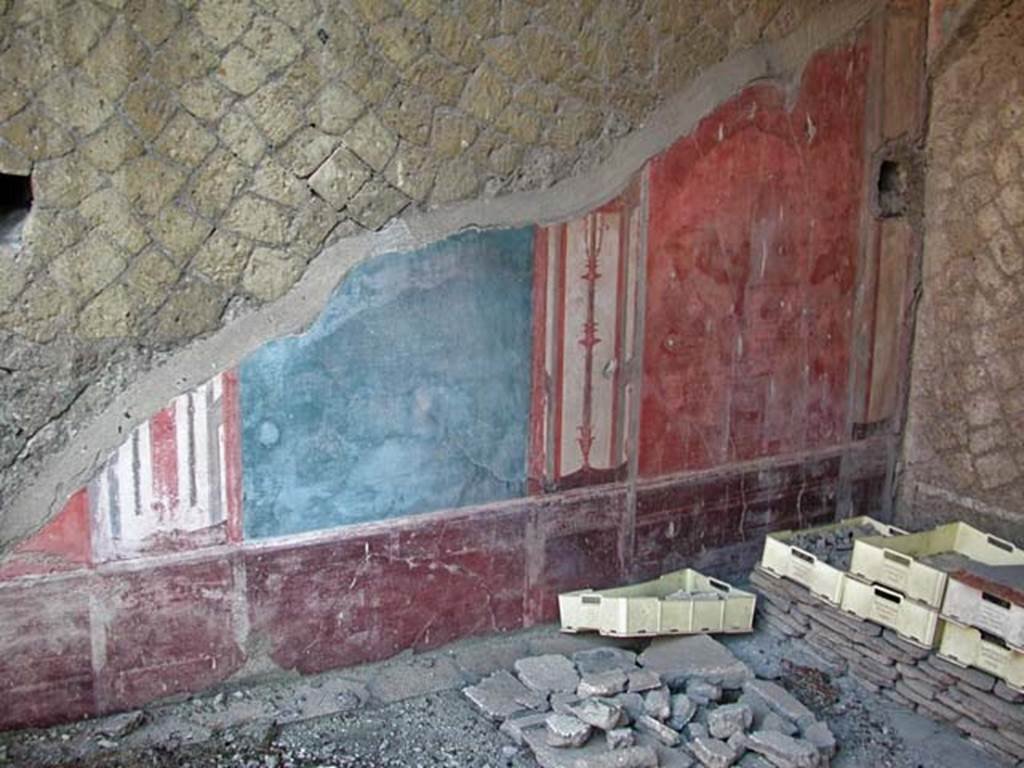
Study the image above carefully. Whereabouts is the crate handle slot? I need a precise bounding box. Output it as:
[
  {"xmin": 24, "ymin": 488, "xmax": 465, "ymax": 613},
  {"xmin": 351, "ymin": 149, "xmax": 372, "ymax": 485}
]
[
  {"xmin": 873, "ymin": 585, "xmax": 903, "ymax": 604},
  {"xmin": 986, "ymin": 534, "xmax": 1015, "ymax": 553},
  {"xmin": 708, "ymin": 578, "xmax": 731, "ymax": 593},
  {"xmin": 882, "ymin": 549, "xmax": 912, "ymax": 567},
  {"xmin": 581, "ymin": 595, "xmax": 601, "ymax": 605},
  {"xmin": 979, "ymin": 629, "xmax": 1008, "ymax": 649},
  {"xmin": 791, "ymin": 547, "xmax": 816, "ymax": 564},
  {"xmin": 981, "ymin": 591, "xmax": 1011, "ymax": 610},
  {"xmin": 885, "ymin": 524, "xmax": 909, "ymax": 536}
]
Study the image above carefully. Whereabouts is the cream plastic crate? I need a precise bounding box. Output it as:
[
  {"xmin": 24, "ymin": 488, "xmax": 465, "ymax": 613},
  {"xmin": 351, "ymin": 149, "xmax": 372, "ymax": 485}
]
[
  {"xmin": 941, "ymin": 565, "xmax": 1024, "ymax": 652},
  {"xmin": 760, "ymin": 515, "xmax": 906, "ymax": 605},
  {"xmin": 839, "ymin": 575, "xmax": 939, "ymax": 648},
  {"xmin": 558, "ymin": 568, "xmax": 755, "ymax": 637},
  {"xmin": 938, "ymin": 618, "xmax": 1024, "ymax": 692},
  {"xmin": 849, "ymin": 522, "xmax": 1024, "ymax": 609}
]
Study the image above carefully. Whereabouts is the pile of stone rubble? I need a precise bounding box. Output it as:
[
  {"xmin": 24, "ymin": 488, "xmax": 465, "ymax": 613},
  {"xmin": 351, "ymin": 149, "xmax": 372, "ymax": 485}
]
[
  {"xmin": 464, "ymin": 634, "xmax": 836, "ymax": 768},
  {"xmin": 750, "ymin": 567, "xmax": 1024, "ymax": 766}
]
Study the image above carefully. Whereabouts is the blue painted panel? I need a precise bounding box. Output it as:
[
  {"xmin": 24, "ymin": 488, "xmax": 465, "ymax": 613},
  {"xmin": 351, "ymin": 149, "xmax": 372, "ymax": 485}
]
[{"xmin": 240, "ymin": 227, "xmax": 535, "ymax": 538}]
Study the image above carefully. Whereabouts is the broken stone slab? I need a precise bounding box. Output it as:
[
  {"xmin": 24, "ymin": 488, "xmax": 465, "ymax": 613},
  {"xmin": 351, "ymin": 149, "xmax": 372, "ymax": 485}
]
[
  {"xmin": 553, "ymin": 692, "xmax": 585, "ymax": 715},
  {"xmin": 639, "ymin": 635, "xmax": 752, "ymax": 689},
  {"xmin": 607, "ymin": 727, "xmax": 636, "ymax": 750},
  {"xmin": 669, "ymin": 693, "xmax": 697, "ymax": 730},
  {"xmin": 707, "ymin": 703, "xmax": 753, "ymax": 740},
  {"xmin": 99, "ymin": 710, "xmax": 147, "ymax": 738},
  {"xmin": 760, "ymin": 712, "xmax": 798, "ymax": 737},
  {"xmin": 572, "ymin": 746, "xmax": 660, "ymax": 768},
  {"xmin": 743, "ymin": 731, "xmax": 820, "ymax": 768},
  {"xmin": 993, "ymin": 680, "xmax": 1024, "ymax": 703},
  {"xmin": 881, "ymin": 629, "xmax": 931, "ymax": 659},
  {"xmin": 547, "ymin": 713, "xmax": 593, "ymax": 748},
  {"xmin": 523, "ymin": 724, "xmax": 654, "ymax": 768},
  {"xmin": 898, "ymin": 676, "xmax": 937, "ymax": 701},
  {"xmin": 924, "ymin": 656, "xmax": 996, "ymax": 691},
  {"xmin": 687, "ymin": 680, "xmax": 723, "ymax": 705},
  {"xmin": 611, "ymin": 692, "xmax": 645, "ymax": 722},
  {"xmin": 690, "ymin": 735, "xmax": 740, "ymax": 768},
  {"xmin": 644, "ymin": 685, "xmax": 672, "ymax": 721},
  {"xmin": 628, "ymin": 668, "xmax": 662, "ymax": 693},
  {"xmin": 687, "ymin": 722, "xmax": 709, "ymax": 739},
  {"xmin": 579, "ymin": 669, "xmax": 629, "ymax": 697},
  {"xmin": 464, "ymin": 670, "xmax": 548, "ymax": 720},
  {"xmin": 634, "ymin": 734, "xmax": 697, "ymax": 768},
  {"xmin": 635, "ymin": 714, "xmax": 681, "ymax": 746},
  {"xmin": 800, "ymin": 721, "xmax": 835, "ymax": 758},
  {"xmin": 571, "ymin": 698, "xmax": 625, "ymax": 731},
  {"xmin": 574, "ymin": 647, "xmax": 639, "ymax": 676},
  {"xmin": 742, "ymin": 680, "xmax": 815, "ymax": 729},
  {"xmin": 518, "ymin": 655, "xmax": 582, "ymax": 694},
  {"xmin": 737, "ymin": 754, "xmax": 774, "ymax": 768},
  {"xmin": 501, "ymin": 712, "xmax": 551, "ymax": 746}
]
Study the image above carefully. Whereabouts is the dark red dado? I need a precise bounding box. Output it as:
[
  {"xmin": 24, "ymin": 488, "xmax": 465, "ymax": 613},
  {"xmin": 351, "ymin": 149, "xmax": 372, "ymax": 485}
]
[{"xmin": 0, "ymin": 441, "xmax": 888, "ymax": 731}]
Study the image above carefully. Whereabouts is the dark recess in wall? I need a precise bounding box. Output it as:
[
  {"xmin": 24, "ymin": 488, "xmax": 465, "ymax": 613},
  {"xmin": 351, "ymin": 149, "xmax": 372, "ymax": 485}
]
[{"xmin": 0, "ymin": 172, "xmax": 31, "ymax": 245}]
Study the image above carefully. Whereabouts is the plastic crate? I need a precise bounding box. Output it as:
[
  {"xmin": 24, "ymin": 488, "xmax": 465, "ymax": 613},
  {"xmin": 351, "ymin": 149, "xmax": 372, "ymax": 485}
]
[
  {"xmin": 941, "ymin": 565, "xmax": 1024, "ymax": 652},
  {"xmin": 938, "ymin": 618, "xmax": 1024, "ymax": 692},
  {"xmin": 759, "ymin": 516, "xmax": 905, "ymax": 605},
  {"xmin": 839, "ymin": 575, "xmax": 939, "ymax": 648},
  {"xmin": 849, "ymin": 522, "xmax": 1024, "ymax": 609},
  {"xmin": 558, "ymin": 568, "xmax": 755, "ymax": 637}
]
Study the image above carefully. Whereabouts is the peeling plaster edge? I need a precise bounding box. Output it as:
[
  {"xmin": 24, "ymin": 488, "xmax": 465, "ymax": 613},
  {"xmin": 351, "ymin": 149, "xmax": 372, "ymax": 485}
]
[{"xmin": 2, "ymin": 0, "xmax": 878, "ymax": 550}]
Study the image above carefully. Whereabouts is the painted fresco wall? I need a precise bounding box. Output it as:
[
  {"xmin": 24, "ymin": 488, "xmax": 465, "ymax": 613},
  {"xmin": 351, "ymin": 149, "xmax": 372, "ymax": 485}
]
[
  {"xmin": 240, "ymin": 228, "xmax": 534, "ymax": 537},
  {"xmin": 0, "ymin": 25, "xmax": 928, "ymax": 730}
]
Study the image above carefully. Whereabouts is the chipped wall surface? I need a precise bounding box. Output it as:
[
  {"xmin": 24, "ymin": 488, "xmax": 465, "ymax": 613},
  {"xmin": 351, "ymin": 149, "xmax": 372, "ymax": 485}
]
[
  {"xmin": 900, "ymin": 0, "xmax": 1024, "ymax": 540},
  {"xmin": 0, "ymin": 0, "xmax": 837, "ymax": 525},
  {"xmin": 0, "ymin": 16, "xmax": 923, "ymax": 728}
]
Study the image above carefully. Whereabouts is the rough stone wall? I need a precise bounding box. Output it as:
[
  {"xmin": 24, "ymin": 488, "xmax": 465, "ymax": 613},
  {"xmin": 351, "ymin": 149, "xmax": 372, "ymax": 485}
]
[
  {"xmin": 0, "ymin": 0, "xmax": 831, "ymax": 523},
  {"xmin": 900, "ymin": 0, "xmax": 1024, "ymax": 540}
]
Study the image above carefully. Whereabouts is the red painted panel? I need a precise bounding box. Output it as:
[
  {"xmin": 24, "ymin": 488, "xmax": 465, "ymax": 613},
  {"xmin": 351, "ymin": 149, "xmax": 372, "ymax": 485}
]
[
  {"xmin": 246, "ymin": 505, "xmax": 529, "ymax": 675},
  {"xmin": 93, "ymin": 558, "xmax": 244, "ymax": 711},
  {"xmin": 639, "ymin": 44, "xmax": 869, "ymax": 478},
  {"xmin": 0, "ymin": 578, "xmax": 95, "ymax": 729},
  {"xmin": 0, "ymin": 489, "xmax": 91, "ymax": 581}
]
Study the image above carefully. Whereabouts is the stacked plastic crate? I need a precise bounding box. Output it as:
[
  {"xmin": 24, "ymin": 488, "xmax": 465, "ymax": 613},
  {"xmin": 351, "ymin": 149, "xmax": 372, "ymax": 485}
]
[
  {"xmin": 844, "ymin": 523, "xmax": 1023, "ymax": 689},
  {"xmin": 752, "ymin": 518, "xmax": 1024, "ymax": 765}
]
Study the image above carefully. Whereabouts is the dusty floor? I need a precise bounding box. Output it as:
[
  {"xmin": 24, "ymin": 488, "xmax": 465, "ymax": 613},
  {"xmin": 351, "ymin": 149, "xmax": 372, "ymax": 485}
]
[{"xmin": 0, "ymin": 624, "xmax": 1005, "ymax": 768}]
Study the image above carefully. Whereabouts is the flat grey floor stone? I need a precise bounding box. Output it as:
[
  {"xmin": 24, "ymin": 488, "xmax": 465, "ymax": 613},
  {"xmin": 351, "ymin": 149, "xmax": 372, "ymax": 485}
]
[
  {"xmin": 801, "ymin": 721, "xmax": 836, "ymax": 757},
  {"xmin": 639, "ymin": 636, "xmax": 753, "ymax": 688},
  {"xmin": 463, "ymin": 670, "xmax": 548, "ymax": 720},
  {"xmin": 518, "ymin": 654, "xmax": 582, "ymax": 694}
]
